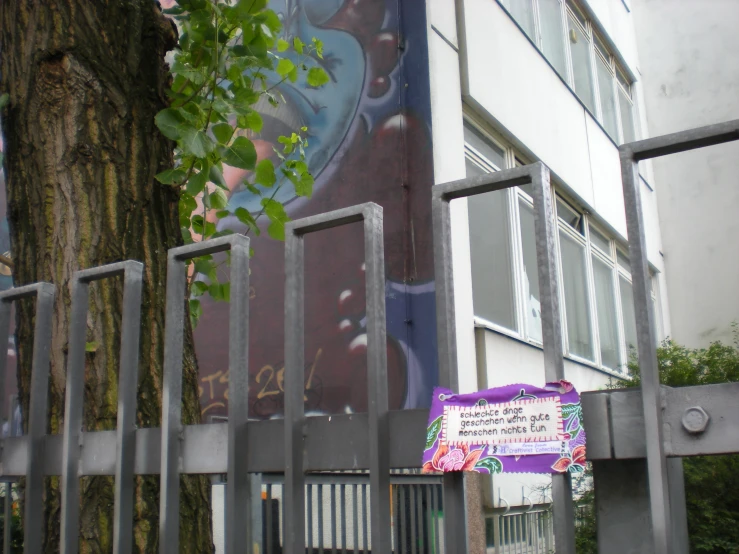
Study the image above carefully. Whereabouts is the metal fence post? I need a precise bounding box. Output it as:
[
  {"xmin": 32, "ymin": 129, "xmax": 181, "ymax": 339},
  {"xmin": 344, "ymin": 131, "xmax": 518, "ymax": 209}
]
[
  {"xmin": 159, "ymin": 235, "xmax": 250, "ymax": 554},
  {"xmin": 59, "ymin": 261, "xmax": 144, "ymax": 554},
  {"xmin": 529, "ymin": 163, "xmax": 575, "ymax": 554},
  {"xmin": 432, "ymin": 162, "xmax": 574, "ymax": 554},
  {"xmin": 284, "ymin": 203, "xmax": 390, "ymax": 554},
  {"xmin": 0, "ymin": 283, "xmax": 55, "ymax": 554}
]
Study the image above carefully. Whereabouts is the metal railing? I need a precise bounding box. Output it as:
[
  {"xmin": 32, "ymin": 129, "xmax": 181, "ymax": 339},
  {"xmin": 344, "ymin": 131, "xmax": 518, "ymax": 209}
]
[
  {"xmin": 486, "ymin": 505, "xmax": 554, "ymax": 554},
  {"xmin": 0, "ymin": 160, "xmax": 574, "ymax": 553}
]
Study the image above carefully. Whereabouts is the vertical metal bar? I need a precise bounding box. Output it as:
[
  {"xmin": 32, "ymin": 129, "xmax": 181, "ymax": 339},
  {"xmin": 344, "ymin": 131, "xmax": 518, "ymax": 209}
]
[
  {"xmin": 61, "ymin": 262, "xmax": 144, "ymax": 554},
  {"xmin": 308, "ymin": 484, "xmax": 314, "ymax": 551},
  {"xmin": 529, "ymin": 162, "xmax": 575, "ymax": 554},
  {"xmin": 352, "ymin": 483, "xmax": 358, "ymax": 554},
  {"xmin": 330, "ymin": 483, "xmax": 337, "ymax": 554},
  {"xmin": 284, "ymin": 225, "xmax": 306, "ymax": 554},
  {"xmin": 318, "ymin": 484, "xmax": 324, "ymax": 554},
  {"xmin": 409, "ymin": 486, "xmax": 417, "ymax": 554},
  {"xmin": 113, "ymin": 263, "xmax": 144, "ymax": 554},
  {"xmin": 59, "ymin": 276, "xmax": 90, "ymax": 554},
  {"xmin": 266, "ymin": 484, "xmax": 273, "ymax": 554},
  {"xmin": 361, "ymin": 484, "xmax": 368, "ymax": 554},
  {"xmin": 21, "ymin": 283, "xmax": 55, "ymax": 554},
  {"xmin": 3, "ymin": 483, "xmax": 9, "ymax": 554},
  {"xmin": 416, "ymin": 485, "xmax": 424, "ymax": 553},
  {"xmin": 159, "ymin": 236, "xmax": 246, "ymax": 554},
  {"xmin": 492, "ymin": 514, "xmax": 500, "ymax": 554},
  {"xmin": 399, "ymin": 486, "xmax": 407, "ymax": 554},
  {"xmin": 619, "ymin": 150, "xmax": 671, "ymax": 554},
  {"xmin": 159, "ymin": 249, "xmax": 187, "ymax": 554},
  {"xmin": 0, "ymin": 301, "xmax": 11, "ymax": 433},
  {"xmin": 3, "ymin": 398, "xmax": 14, "ymax": 554},
  {"xmin": 340, "ymin": 483, "xmax": 346, "ymax": 554},
  {"xmin": 431, "ymin": 485, "xmax": 439, "ymax": 554},
  {"xmin": 226, "ymin": 236, "xmax": 251, "ymax": 554},
  {"xmin": 363, "ymin": 206, "xmax": 391, "ymax": 554},
  {"xmin": 430, "ymin": 188, "xmax": 468, "ymax": 554},
  {"xmin": 250, "ymin": 474, "xmax": 264, "ymax": 554}
]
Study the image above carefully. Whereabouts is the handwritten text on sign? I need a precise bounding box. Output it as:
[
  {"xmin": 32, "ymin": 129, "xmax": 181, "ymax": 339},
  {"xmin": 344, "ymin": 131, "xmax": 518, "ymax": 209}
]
[{"xmin": 443, "ymin": 397, "xmax": 563, "ymax": 447}]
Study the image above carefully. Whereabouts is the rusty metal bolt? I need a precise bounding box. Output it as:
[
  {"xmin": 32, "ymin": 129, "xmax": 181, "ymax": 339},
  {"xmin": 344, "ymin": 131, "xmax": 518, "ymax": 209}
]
[{"xmin": 682, "ymin": 406, "xmax": 710, "ymax": 434}]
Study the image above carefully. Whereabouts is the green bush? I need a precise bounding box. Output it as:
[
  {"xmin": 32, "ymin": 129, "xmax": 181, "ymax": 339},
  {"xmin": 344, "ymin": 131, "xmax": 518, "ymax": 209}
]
[{"xmin": 577, "ymin": 331, "xmax": 739, "ymax": 553}]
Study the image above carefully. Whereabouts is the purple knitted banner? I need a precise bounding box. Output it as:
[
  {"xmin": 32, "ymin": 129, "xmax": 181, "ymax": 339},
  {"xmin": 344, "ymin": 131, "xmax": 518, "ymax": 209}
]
[{"xmin": 421, "ymin": 381, "xmax": 586, "ymax": 475}]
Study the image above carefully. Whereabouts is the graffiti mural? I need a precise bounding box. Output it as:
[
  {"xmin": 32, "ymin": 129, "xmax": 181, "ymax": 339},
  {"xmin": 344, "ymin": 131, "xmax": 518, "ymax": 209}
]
[{"xmin": 191, "ymin": 0, "xmax": 439, "ymax": 419}]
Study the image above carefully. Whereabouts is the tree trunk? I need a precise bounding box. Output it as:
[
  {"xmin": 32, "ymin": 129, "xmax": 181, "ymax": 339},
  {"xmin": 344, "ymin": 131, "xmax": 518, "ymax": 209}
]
[{"xmin": 0, "ymin": 1, "xmax": 213, "ymax": 552}]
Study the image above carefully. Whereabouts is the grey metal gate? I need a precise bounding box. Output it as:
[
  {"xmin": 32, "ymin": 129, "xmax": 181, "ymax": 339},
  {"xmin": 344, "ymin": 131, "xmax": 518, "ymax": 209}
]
[{"xmin": 0, "ymin": 118, "xmax": 736, "ymax": 554}]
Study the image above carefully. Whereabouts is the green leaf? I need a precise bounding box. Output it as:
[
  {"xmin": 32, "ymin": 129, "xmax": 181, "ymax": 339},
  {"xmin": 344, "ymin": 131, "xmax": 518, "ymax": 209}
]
[
  {"xmin": 293, "ymin": 37, "xmax": 305, "ymax": 54},
  {"xmin": 189, "ymin": 299, "xmax": 203, "ymax": 328},
  {"xmin": 244, "ymin": 111, "xmax": 263, "ymax": 133},
  {"xmin": 255, "ymin": 159, "xmax": 276, "ymax": 187},
  {"xmin": 475, "ymin": 456, "xmax": 503, "ymax": 475},
  {"xmin": 209, "ymin": 165, "xmax": 228, "ymax": 190},
  {"xmin": 212, "ymin": 123, "xmax": 234, "ymax": 145},
  {"xmin": 276, "ymin": 58, "xmax": 295, "ymax": 78},
  {"xmin": 235, "ymin": 207, "xmax": 260, "ymax": 235},
  {"xmin": 179, "ymin": 193, "xmax": 198, "ymax": 216},
  {"xmin": 425, "ymin": 416, "xmax": 443, "ymax": 450},
  {"xmin": 306, "ymin": 67, "xmax": 330, "ymax": 87},
  {"xmin": 262, "ymin": 198, "xmax": 290, "ymax": 241},
  {"xmin": 211, "ymin": 188, "xmax": 229, "ymax": 209},
  {"xmin": 181, "ymin": 127, "xmax": 215, "ymax": 158},
  {"xmin": 192, "ymin": 280, "xmax": 209, "ymax": 297},
  {"xmin": 194, "ymin": 258, "xmax": 217, "ymax": 282},
  {"xmin": 277, "ymin": 39, "xmax": 290, "ymax": 52},
  {"xmin": 187, "ymin": 170, "xmax": 208, "ymax": 196},
  {"xmin": 85, "ymin": 341, "xmax": 99, "ymax": 353},
  {"xmin": 155, "ymin": 108, "xmax": 186, "ymax": 140},
  {"xmin": 295, "ymin": 171, "xmax": 314, "ymax": 197},
  {"xmin": 155, "ymin": 168, "xmax": 186, "ymax": 185},
  {"xmin": 0, "ymin": 93, "xmax": 9, "ymax": 109},
  {"xmin": 222, "ymin": 136, "xmax": 257, "ymax": 169}
]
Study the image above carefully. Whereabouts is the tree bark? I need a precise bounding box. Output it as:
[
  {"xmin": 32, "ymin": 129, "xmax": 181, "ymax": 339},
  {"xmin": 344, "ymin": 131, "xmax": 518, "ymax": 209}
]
[{"xmin": 0, "ymin": 1, "xmax": 213, "ymax": 552}]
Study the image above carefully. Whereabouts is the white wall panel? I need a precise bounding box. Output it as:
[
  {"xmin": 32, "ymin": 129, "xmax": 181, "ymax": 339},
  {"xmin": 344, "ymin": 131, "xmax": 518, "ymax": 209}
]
[{"xmin": 586, "ymin": 116, "xmax": 627, "ymax": 238}]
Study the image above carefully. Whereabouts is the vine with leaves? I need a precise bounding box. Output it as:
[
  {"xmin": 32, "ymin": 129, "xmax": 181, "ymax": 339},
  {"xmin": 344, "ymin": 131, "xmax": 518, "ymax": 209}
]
[{"xmin": 156, "ymin": 0, "xmax": 329, "ymax": 326}]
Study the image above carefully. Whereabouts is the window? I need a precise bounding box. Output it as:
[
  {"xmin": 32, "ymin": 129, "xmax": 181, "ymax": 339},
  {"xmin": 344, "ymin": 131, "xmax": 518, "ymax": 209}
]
[
  {"xmin": 567, "ymin": 14, "xmax": 595, "ymax": 112},
  {"xmin": 466, "ymin": 127, "xmax": 516, "ymax": 332},
  {"xmin": 538, "ymin": 0, "xmax": 567, "ymax": 77},
  {"xmin": 498, "ymin": 0, "xmax": 638, "ymax": 144},
  {"xmin": 592, "ymin": 256, "xmax": 620, "ymax": 369},
  {"xmin": 500, "ymin": 0, "xmax": 536, "ymax": 40},
  {"xmin": 559, "ymin": 230, "xmax": 594, "ymax": 360},
  {"xmin": 596, "ymin": 51, "xmax": 619, "ymax": 139},
  {"xmin": 465, "ymin": 119, "xmax": 655, "ymax": 374}
]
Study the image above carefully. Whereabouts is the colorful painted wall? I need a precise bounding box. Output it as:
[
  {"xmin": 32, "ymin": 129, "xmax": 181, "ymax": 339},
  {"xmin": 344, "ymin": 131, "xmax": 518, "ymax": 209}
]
[{"xmin": 192, "ymin": 0, "xmax": 438, "ymax": 419}]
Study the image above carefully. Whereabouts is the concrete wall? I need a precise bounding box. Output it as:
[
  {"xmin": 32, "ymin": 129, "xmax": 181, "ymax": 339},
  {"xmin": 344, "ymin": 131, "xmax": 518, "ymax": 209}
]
[{"xmin": 632, "ymin": 0, "xmax": 739, "ymax": 347}]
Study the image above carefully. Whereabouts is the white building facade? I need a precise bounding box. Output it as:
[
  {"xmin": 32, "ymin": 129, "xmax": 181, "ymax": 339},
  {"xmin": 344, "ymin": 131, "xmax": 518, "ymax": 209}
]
[{"xmin": 426, "ymin": 0, "xmax": 670, "ymax": 506}]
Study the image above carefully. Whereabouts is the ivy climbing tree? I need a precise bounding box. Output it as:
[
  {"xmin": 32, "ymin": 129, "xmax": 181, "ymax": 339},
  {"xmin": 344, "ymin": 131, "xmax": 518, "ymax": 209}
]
[{"xmin": 0, "ymin": 0, "xmax": 328, "ymax": 551}]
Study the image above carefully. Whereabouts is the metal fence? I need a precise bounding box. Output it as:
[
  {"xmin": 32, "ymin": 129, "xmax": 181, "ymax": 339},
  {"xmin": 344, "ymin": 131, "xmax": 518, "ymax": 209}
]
[
  {"xmin": 0, "ymin": 118, "xmax": 736, "ymax": 553},
  {"xmin": 486, "ymin": 505, "xmax": 554, "ymax": 554}
]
